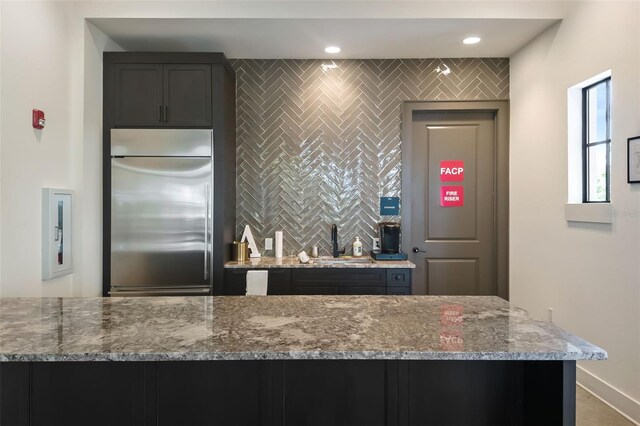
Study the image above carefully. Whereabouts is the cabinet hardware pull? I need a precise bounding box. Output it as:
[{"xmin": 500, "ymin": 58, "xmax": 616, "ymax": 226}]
[{"xmin": 204, "ymin": 184, "xmax": 210, "ymax": 281}]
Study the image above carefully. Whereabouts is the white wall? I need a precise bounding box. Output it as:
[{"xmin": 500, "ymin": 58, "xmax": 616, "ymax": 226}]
[
  {"xmin": 76, "ymin": 22, "xmax": 124, "ymax": 296},
  {"xmin": 510, "ymin": 1, "xmax": 640, "ymax": 422},
  {"xmin": 0, "ymin": 1, "xmax": 3, "ymax": 295},
  {"xmin": 0, "ymin": 2, "xmax": 76, "ymax": 296},
  {"xmin": 0, "ymin": 2, "xmax": 121, "ymax": 296},
  {"xmin": 0, "ymin": 0, "xmax": 573, "ymax": 295},
  {"xmin": 0, "ymin": 0, "xmax": 568, "ymax": 297}
]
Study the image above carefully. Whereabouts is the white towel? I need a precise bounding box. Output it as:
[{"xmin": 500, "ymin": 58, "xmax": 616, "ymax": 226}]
[{"xmin": 246, "ymin": 270, "xmax": 268, "ymax": 296}]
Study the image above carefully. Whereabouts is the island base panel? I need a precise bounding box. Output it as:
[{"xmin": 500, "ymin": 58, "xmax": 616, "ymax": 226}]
[
  {"xmin": 156, "ymin": 361, "xmax": 262, "ymax": 426},
  {"xmin": 404, "ymin": 360, "xmax": 514, "ymax": 425},
  {"xmin": 0, "ymin": 362, "xmax": 29, "ymax": 426},
  {"xmin": 521, "ymin": 359, "xmax": 577, "ymax": 425},
  {"xmin": 284, "ymin": 360, "xmax": 387, "ymax": 426},
  {"xmin": 0, "ymin": 360, "xmax": 576, "ymax": 426}
]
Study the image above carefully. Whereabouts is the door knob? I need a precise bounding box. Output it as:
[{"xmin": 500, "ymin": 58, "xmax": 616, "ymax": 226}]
[{"xmin": 412, "ymin": 247, "xmax": 426, "ymax": 253}]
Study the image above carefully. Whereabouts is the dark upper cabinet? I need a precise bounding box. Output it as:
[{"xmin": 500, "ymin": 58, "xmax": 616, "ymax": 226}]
[
  {"xmin": 114, "ymin": 64, "xmax": 163, "ymax": 127},
  {"xmin": 112, "ymin": 63, "xmax": 211, "ymax": 128},
  {"xmin": 163, "ymin": 65, "xmax": 211, "ymax": 127}
]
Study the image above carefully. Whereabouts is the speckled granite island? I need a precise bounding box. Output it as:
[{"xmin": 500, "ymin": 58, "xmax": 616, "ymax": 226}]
[{"xmin": 0, "ymin": 296, "xmax": 605, "ymax": 426}]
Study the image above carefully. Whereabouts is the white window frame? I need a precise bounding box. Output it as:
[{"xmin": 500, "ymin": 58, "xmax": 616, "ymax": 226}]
[{"xmin": 565, "ymin": 70, "xmax": 612, "ymax": 224}]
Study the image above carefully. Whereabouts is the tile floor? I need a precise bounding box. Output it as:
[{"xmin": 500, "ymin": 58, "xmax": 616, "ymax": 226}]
[{"xmin": 577, "ymin": 386, "xmax": 635, "ymax": 426}]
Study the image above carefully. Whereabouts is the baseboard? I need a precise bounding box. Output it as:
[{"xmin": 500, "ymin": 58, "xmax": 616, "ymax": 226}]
[{"xmin": 577, "ymin": 366, "xmax": 640, "ymax": 425}]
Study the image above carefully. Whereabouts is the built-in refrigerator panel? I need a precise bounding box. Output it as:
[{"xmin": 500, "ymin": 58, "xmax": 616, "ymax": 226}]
[
  {"xmin": 110, "ymin": 129, "xmax": 213, "ymax": 296},
  {"xmin": 111, "ymin": 128, "xmax": 213, "ymax": 157}
]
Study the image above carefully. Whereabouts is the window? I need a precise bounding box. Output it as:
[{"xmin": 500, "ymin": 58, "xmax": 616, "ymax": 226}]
[{"xmin": 582, "ymin": 77, "xmax": 611, "ymax": 202}]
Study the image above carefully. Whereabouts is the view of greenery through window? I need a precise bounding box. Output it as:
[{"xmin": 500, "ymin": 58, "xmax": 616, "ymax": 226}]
[{"xmin": 584, "ymin": 78, "xmax": 610, "ymax": 202}]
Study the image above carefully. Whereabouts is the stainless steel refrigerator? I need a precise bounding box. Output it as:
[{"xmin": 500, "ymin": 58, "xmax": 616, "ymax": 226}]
[{"xmin": 109, "ymin": 129, "xmax": 213, "ymax": 296}]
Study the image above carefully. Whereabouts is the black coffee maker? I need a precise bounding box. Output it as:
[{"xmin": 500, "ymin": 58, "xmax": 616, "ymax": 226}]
[
  {"xmin": 372, "ymin": 222, "xmax": 407, "ymax": 260},
  {"xmin": 378, "ymin": 222, "xmax": 401, "ymax": 253}
]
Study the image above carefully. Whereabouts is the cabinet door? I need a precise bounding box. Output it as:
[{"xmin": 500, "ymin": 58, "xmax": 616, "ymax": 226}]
[
  {"xmin": 267, "ymin": 269, "xmax": 292, "ymax": 295},
  {"xmin": 340, "ymin": 286, "xmax": 387, "ymax": 295},
  {"xmin": 224, "ymin": 270, "xmax": 247, "ymax": 295},
  {"xmin": 387, "ymin": 269, "xmax": 412, "ymax": 294},
  {"xmin": 386, "ymin": 286, "xmax": 411, "ymax": 295},
  {"xmin": 114, "ymin": 64, "xmax": 163, "ymax": 127},
  {"xmin": 163, "ymin": 65, "xmax": 212, "ymax": 127},
  {"xmin": 293, "ymin": 286, "xmax": 339, "ymax": 295},
  {"xmin": 292, "ymin": 269, "xmax": 387, "ymax": 295},
  {"xmin": 292, "ymin": 269, "xmax": 386, "ymax": 287},
  {"xmin": 387, "ymin": 269, "xmax": 412, "ymax": 287},
  {"xmin": 223, "ymin": 269, "xmax": 292, "ymax": 295}
]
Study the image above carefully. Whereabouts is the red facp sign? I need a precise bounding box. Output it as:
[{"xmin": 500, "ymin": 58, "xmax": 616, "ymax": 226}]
[
  {"xmin": 440, "ymin": 186, "xmax": 464, "ymax": 207},
  {"xmin": 440, "ymin": 160, "xmax": 464, "ymax": 182},
  {"xmin": 440, "ymin": 305, "xmax": 464, "ymax": 326},
  {"xmin": 440, "ymin": 329, "xmax": 464, "ymax": 351}
]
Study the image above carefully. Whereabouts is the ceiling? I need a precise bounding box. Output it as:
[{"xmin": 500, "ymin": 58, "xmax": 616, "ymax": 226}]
[{"xmin": 90, "ymin": 18, "xmax": 558, "ymax": 59}]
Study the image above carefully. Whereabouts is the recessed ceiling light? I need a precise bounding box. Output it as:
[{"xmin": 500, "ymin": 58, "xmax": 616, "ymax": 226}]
[
  {"xmin": 463, "ymin": 36, "xmax": 481, "ymax": 45},
  {"xmin": 324, "ymin": 46, "xmax": 341, "ymax": 54}
]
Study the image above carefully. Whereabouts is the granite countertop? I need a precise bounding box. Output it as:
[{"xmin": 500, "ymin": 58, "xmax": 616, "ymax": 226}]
[
  {"xmin": 0, "ymin": 296, "xmax": 605, "ymax": 362},
  {"xmin": 225, "ymin": 256, "xmax": 416, "ymax": 269}
]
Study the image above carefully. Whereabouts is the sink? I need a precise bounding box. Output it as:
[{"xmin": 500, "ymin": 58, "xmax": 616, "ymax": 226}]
[{"xmin": 311, "ymin": 257, "xmax": 374, "ymax": 265}]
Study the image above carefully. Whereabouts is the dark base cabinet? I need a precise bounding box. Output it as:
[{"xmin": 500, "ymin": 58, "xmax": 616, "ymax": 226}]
[
  {"xmin": 224, "ymin": 268, "xmax": 412, "ymax": 295},
  {"xmin": 0, "ymin": 360, "xmax": 576, "ymax": 426},
  {"xmin": 224, "ymin": 269, "xmax": 292, "ymax": 295}
]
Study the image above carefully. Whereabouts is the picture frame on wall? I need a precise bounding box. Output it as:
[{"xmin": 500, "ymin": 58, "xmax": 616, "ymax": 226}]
[{"xmin": 628, "ymin": 136, "xmax": 640, "ymax": 183}]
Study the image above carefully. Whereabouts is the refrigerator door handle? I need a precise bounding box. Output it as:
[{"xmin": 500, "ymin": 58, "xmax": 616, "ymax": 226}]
[
  {"xmin": 204, "ymin": 184, "xmax": 210, "ymax": 281},
  {"xmin": 110, "ymin": 287, "xmax": 211, "ymax": 297}
]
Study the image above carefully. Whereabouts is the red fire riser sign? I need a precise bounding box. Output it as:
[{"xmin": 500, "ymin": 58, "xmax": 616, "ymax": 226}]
[{"xmin": 440, "ymin": 186, "xmax": 464, "ymax": 207}]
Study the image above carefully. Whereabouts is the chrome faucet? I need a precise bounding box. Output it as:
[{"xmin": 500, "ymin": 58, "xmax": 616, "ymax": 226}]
[{"xmin": 331, "ymin": 224, "xmax": 345, "ymax": 258}]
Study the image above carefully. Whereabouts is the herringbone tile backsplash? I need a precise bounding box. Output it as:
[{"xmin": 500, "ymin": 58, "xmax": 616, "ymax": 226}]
[{"xmin": 231, "ymin": 58, "xmax": 509, "ymax": 255}]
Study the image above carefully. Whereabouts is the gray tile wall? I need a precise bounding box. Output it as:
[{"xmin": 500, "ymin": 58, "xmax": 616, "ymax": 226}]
[{"xmin": 231, "ymin": 58, "xmax": 509, "ymax": 256}]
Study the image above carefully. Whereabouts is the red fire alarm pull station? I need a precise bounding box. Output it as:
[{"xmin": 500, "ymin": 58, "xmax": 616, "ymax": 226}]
[{"xmin": 32, "ymin": 109, "xmax": 45, "ymax": 129}]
